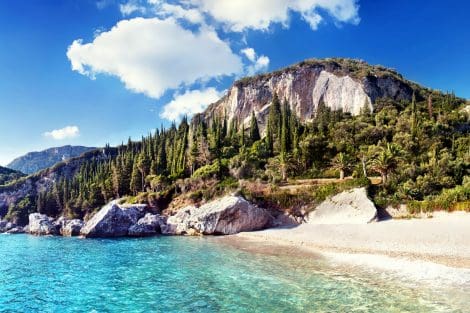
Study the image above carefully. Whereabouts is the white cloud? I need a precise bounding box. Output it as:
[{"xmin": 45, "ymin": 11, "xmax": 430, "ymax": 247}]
[
  {"xmin": 241, "ymin": 48, "xmax": 256, "ymax": 62},
  {"xmin": 160, "ymin": 88, "xmax": 222, "ymax": 121},
  {"xmin": 120, "ymin": 0, "xmax": 147, "ymax": 16},
  {"xmin": 188, "ymin": 0, "xmax": 360, "ymax": 31},
  {"xmin": 241, "ymin": 47, "xmax": 270, "ymax": 75},
  {"xmin": 44, "ymin": 126, "xmax": 80, "ymax": 140},
  {"xmin": 158, "ymin": 3, "xmax": 204, "ymax": 24},
  {"xmin": 67, "ymin": 17, "xmax": 242, "ymax": 99}
]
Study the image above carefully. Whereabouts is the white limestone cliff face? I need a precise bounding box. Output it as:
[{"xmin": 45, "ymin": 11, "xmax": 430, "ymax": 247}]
[
  {"xmin": 311, "ymin": 71, "xmax": 372, "ymax": 115},
  {"xmin": 204, "ymin": 61, "xmax": 413, "ymax": 134},
  {"xmin": 212, "ymin": 69, "xmax": 371, "ymax": 133}
]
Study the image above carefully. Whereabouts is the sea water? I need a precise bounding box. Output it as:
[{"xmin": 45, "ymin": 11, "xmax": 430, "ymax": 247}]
[{"xmin": 0, "ymin": 234, "xmax": 468, "ymax": 312}]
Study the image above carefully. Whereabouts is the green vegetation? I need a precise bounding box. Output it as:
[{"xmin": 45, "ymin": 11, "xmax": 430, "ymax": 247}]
[
  {"xmin": 0, "ymin": 166, "xmax": 25, "ymax": 185},
  {"xmin": 1, "ymin": 84, "xmax": 469, "ymax": 221}
]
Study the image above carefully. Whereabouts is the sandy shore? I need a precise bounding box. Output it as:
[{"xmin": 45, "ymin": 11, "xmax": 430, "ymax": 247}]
[{"xmin": 219, "ymin": 211, "xmax": 470, "ymax": 269}]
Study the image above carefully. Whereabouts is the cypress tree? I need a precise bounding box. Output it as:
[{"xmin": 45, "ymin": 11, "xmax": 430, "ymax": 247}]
[{"xmin": 249, "ymin": 111, "xmax": 260, "ymax": 143}]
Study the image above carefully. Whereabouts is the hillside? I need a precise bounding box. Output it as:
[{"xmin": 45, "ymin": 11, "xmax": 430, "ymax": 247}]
[
  {"xmin": 0, "ymin": 58, "xmax": 468, "ymax": 225},
  {"xmin": 7, "ymin": 145, "xmax": 96, "ymax": 174},
  {"xmin": 0, "ymin": 166, "xmax": 25, "ymax": 186},
  {"xmin": 204, "ymin": 58, "xmax": 418, "ymax": 133}
]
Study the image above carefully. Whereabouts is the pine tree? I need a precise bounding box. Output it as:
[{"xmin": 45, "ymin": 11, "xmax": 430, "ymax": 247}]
[
  {"xmin": 410, "ymin": 91, "xmax": 418, "ymax": 138},
  {"xmin": 249, "ymin": 111, "xmax": 260, "ymax": 143},
  {"xmin": 130, "ymin": 161, "xmax": 141, "ymax": 195}
]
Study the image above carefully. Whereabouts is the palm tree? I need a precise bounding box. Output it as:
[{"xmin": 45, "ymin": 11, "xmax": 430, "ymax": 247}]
[
  {"xmin": 370, "ymin": 143, "xmax": 402, "ymax": 185},
  {"xmin": 331, "ymin": 152, "xmax": 350, "ymax": 180}
]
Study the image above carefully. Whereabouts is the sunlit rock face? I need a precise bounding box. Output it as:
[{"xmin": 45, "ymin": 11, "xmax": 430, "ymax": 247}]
[{"xmin": 203, "ymin": 59, "xmax": 413, "ymax": 134}]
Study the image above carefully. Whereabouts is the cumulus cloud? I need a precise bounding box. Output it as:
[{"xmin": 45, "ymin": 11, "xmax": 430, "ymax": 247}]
[
  {"xmin": 44, "ymin": 126, "xmax": 80, "ymax": 140},
  {"xmin": 241, "ymin": 47, "xmax": 270, "ymax": 75},
  {"xmin": 160, "ymin": 88, "xmax": 222, "ymax": 121},
  {"xmin": 67, "ymin": 17, "xmax": 242, "ymax": 99},
  {"xmin": 188, "ymin": 0, "xmax": 360, "ymax": 31}
]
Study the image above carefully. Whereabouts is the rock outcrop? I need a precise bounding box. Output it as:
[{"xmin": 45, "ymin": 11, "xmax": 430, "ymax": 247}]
[
  {"xmin": 307, "ymin": 187, "xmax": 377, "ymax": 224},
  {"xmin": 0, "ymin": 220, "xmax": 15, "ymax": 233},
  {"xmin": 162, "ymin": 196, "xmax": 272, "ymax": 235},
  {"xmin": 204, "ymin": 58, "xmax": 414, "ymax": 134},
  {"xmin": 60, "ymin": 219, "xmax": 84, "ymax": 237},
  {"xmin": 28, "ymin": 213, "xmax": 59, "ymax": 235},
  {"xmin": 80, "ymin": 202, "xmax": 147, "ymax": 238},
  {"xmin": 5, "ymin": 226, "xmax": 26, "ymax": 234},
  {"xmin": 128, "ymin": 213, "xmax": 166, "ymax": 237}
]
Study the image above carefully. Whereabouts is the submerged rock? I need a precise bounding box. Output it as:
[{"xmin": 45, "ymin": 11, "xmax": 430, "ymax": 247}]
[
  {"xmin": 80, "ymin": 202, "xmax": 146, "ymax": 238},
  {"xmin": 128, "ymin": 213, "xmax": 166, "ymax": 237},
  {"xmin": 61, "ymin": 219, "xmax": 84, "ymax": 237},
  {"xmin": 28, "ymin": 213, "xmax": 59, "ymax": 235},
  {"xmin": 162, "ymin": 196, "xmax": 272, "ymax": 235},
  {"xmin": 307, "ymin": 187, "xmax": 377, "ymax": 225}
]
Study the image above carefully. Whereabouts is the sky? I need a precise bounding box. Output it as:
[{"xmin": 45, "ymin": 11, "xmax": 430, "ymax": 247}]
[{"xmin": 0, "ymin": 0, "xmax": 469, "ymax": 166}]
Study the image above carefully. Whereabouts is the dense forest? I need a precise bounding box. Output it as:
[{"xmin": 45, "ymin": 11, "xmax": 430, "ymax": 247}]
[
  {"xmin": 0, "ymin": 166, "xmax": 25, "ymax": 186},
  {"xmin": 3, "ymin": 87, "xmax": 469, "ymax": 224}
]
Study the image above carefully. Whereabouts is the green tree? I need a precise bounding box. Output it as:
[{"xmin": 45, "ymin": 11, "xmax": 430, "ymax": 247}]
[
  {"xmin": 331, "ymin": 152, "xmax": 351, "ymax": 180},
  {"xmin": 249, "ymin": 111, "xmax": 260, "ymax": 143},
  {"xmin": 370, "ymin": 143, "xmax": 403, "ymax": 185}
]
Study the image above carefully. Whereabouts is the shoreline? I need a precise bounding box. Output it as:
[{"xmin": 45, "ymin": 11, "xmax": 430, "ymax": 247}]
[{"xmin": 215, "ymin": 211, "xmax": 470, "ymax": 270}]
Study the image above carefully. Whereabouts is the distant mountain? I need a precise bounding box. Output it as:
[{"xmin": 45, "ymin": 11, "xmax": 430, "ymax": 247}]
[
  {"xmin": 7, "ymin": 145, "xmax": 96, "ymax": 174},
  {"xmin": 0, "ymin": 166, "xmax": 25, "ymax": 185}
]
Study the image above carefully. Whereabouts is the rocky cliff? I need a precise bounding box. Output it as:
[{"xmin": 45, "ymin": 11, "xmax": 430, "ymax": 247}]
[
  {"xmin": 203, "ymin": 58, "xmax": 416, "ymax": 132},
  {"xmin": 7, "ymin": 145, "xmax": 96, "ymax": 174}
]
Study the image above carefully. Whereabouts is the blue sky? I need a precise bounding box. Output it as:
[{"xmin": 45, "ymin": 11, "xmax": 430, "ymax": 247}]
[{"xmin": 0, "ymin": 0, "xmax": 469, "ymax": 166}]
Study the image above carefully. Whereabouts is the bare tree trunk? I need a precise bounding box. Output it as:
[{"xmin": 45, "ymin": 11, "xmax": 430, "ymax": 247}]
[
  {"xmin": 362, "ymin": 157, "xmax": 367, "ymax": 177},
  {"xmin": 381, "ymin": 173, "xmax": 387, "ymax": 185},
  {"xmin": 340, "ymin": 169, "xmax": 344, "ymax": 180}
]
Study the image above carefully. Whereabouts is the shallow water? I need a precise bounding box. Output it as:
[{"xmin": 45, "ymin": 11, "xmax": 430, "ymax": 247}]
[{"xmin": 0, "ymin": 235, "xmax": 468, "ymax": 312}]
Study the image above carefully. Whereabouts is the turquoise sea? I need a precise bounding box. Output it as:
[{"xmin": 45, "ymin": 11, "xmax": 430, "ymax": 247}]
[{"xmin": 0, "ymin": 234, "xmax": 468, "ymax": 312}]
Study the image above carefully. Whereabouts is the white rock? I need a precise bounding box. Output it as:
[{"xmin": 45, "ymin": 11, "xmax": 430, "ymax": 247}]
[
  {"xmin": 80, "ymin": 202, "xmax": 146, "ymax": 238},
  {"xmin": 60, "ymin": 219, "xmax": 84, "ymax": 237},
  {"xmin": 307, "ymin": 187, "xmax": 377, "ymax": 225},
  {"xmin": 162, "ymin": 196, "xmax": 272, "ymax": 235},
  {"xmin": 128, "ymin": 213, "xmax": 166, "ymax": 237},
  {"xmin": 28, "ymin": 213, "xmax": 59, "ymax": 235}
]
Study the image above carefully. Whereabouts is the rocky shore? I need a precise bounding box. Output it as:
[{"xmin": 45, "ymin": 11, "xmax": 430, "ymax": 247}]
[{"xmin": 0, "ymin": 195, "xmax": 275, "ymax": 238}]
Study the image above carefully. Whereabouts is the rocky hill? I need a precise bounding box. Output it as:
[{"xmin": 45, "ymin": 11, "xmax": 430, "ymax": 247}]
[
  {"xmin": 204, "ymin": 58, "xmax": 417, "ymax": 133},
  {"xmin": 7, "ymin": 145, "xmax": 96, "ymax": 174},
  {"xmin": 0, "ymin": 58, "xmax": 467, "ymax": 224},
  {"xmin": 0, "ymin": 166, "xmax": 25, "ymax": 186}
]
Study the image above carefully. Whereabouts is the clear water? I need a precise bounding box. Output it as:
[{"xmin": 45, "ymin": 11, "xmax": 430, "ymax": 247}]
[{"xmin": 0, "ymin": 234, "xmax": 467, "ymax": 313}]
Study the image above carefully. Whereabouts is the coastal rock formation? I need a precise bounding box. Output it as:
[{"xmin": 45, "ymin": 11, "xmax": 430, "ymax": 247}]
[
  {"xmin": 128, "ymin": 213, "xmax": 166, "ymax": 237},
  {"xmin": 307, "ymin": 188, "xmax": 377, "ymax": 224},
  {"xmin": 60, "ymin": 219, "xmax": 84, "ymax": 237},
  {"xmin": 5, "ymin": 226, "xmax": 26, "ymax": 234},
  {"xmin": 28, "ymin": 213, "xmax": 59, "ymax": 235},
  {"xmin": 204, "ymin": 58, "xmax": 414, "ymax": 134},
  {"xmin": 162, "ymin": 196, "xmax": 272, "ymax": 235},
  {"xmin": 0, "ymin": 220, "xmax": 16, "ymax": 233},
  {"xmin": 80, "ymin": 202, "xmax": 147, "ymax": 238}
]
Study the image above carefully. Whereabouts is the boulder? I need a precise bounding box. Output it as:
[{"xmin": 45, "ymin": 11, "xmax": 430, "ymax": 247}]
[
  {"xmin": 60, "ymin": 219, "xmax": 84, "ymax": 237},
  {"xmin": 0, "ymin": 220, "xmax": 16, "ymax": 233},
  {"xmin": 80, "ymin": 202, "xmax": 146, "ymax": 238},
  {"xmin": 162, "ymin": 196, "xmax": 272, "ymax": 235},
  {"xmin": 307, "ymin": 187, "xmax": 377, "ymax": 225},
  {"xmin": 5, "ymin": 226, "xmax": 25, "ymax": 234},
  {"xmin": 128, "ymin": 213, "xmax": 166, "ymax": 237},
  {"xmin": 28, "ymin": 213, "xmax": 59, "ymax": 235}
]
